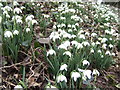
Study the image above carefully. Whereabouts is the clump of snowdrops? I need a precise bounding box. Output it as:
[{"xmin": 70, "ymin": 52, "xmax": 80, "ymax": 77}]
[
  {"xmin": 45, "ymin": 2, "xmax": 119, "ymax": 88},
  {"xmin": 1, "ymin": 2, "xmax": 38, "ymax": 62}
]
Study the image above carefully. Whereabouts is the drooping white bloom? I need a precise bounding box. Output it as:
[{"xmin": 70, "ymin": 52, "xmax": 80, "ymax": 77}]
[
  {"xmin": 90, "ymin": 49, "xmax": 94, "ymax": 53},
  {"xmin": 0, "ymin": 16, "xmax": 2, "ymax": 24},
  {"xmin": 49, "ymin": 31, "xmax": 60, "ymax": 42},
  {"xmin": 83, "ymin": 60, "xmax": 90, "ymax": 66},
  {"xmin": 46, "ymin": 84, "xmax": 57, "ymax": 89},
  {"xmin": 85, "ymin": 32, "xmax": 90, "ymax": 36},
  {"xmin": 82, "ymin": 41, "xmax": 90, "ymax": 46},
  {"xmin": 25, "ymin": 15, "xmax": 34, "ymax": 22},
  {"xmin": 91, "ymin": 33, "xmax": 97, "ymax": 37},
  {"xmin": 56, "ymin": 74, "xmax": 67, "ymax": 83},
  {"xmin": 102, "ymin": 44, "xmax": 107, "ymax": 49},
  {"xmin": 71, "ymin": 41, "xmax": 79, "ymax": 47},
  {"xmin": 96, "ymin": 41, "xmax": 100, "ymax": 45},
  {"xmin": 14, "ymin": 7, "xmax": 22, "ymax": 14},
  {"xmin": 71, "ymin": 72, "xmax": 81, "ymax": 82},
  {"xmin": 13, "ymin": 30, "xmax": 19, "ymax": 35},
  {"xmin": 92, "ymin": 69, "xmax": 100, "ymax": 76},
  {"xmin": 4, "ymin": 31, "xmax": 13, "ymax": 38},
  {"xmin": 2, "ymin": 6, "xmax": 12, "ymax": 11},
  {"xmin": 111, "ymin": 53, "xmax": 115, "ymax": 56},
  {"xmin": 32, "ymin": 19, "xmax": 38, "ymax": 25},
  {"xmin": 13, "ymin": 1, "xmax": 19, "ymax": 6},
  {"xmin": 63, "ymin": 51, "xmax": 72, "ymax": 58},
  {"xmin": 47, "ymin": 49, "xmax": 56, "ymax": 56},
  {"xmin": 14, "ymin": 85, "xmax": 23, "ymax": 89},
  {"xmin": 26, "ymin": 28, "xmax": 30, "ymax": 33},
  {"xmin": 78, "ymin": 69, "xmax": 92, "ymax": 80},
  {"xmin": 60, "ymin": 64, "xmax": 67, "ymax": 71},
  {"xmin": 60, "ymin": 17, "xmax": 66, "ymax": 20},
  {"xmin": 78, "ymin": 34, "xmax": 86, "ymax": 39},
  {"xmin": 101, "ymin": 38, "xmax": 108, "ymax": 43},
  {"xmin": 105, "ymin": 51, "xmax": 111, "ymax": 55},
  {"xmin": 77, "ymin": 43, "xmax": 83, "ymax": 49},
  {"xmin": 109, "ymin": 44, "xmax": 113, "ymax": 48},
  {"xmin": 98, "ymin": 50, "xmax": 102, "ymax": 53}
]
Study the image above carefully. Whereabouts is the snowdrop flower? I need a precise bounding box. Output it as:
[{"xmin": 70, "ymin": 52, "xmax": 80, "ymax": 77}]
[
  {"xmin": 32, "ymin": 19, "xmax": 38, "ymax": 25},
  {"xmin": 56, "ymin": 74, "xmax": 67, "ymax": 83},
  {"xmin": 92, "ymin": 69, "xmax": 100, "ymax": 76},
  {"xmin": 47, "ymin": 49, "xmax": 56, "ymax": 56},
  {"xmin": 21, "ymin": 6, "xmax": 25, "ymax": 10},
  {"xmin": 96, "ymin": 41, "xmax": 100, "ymax": 45},
  {"xmin": 98, "ymin": 50, "xmax": 102, "ymax": 53},
  {"xmin": 13, "ymin": 30, "xmax": 19, "ymax": 35},
  {"xmin": 83, "ymin": 60, "xmax": 90, "ymax": 66},
  {"xmin": 109, "ymin": 44, "xmax": 113, "ymax": 48},
  {"xmin": 111, "ymin": 53, "xmax": 115, "ymax": 56},
  {"xmin": 43, "ymin": 14, "xmax": 50, "ymax": 18},
  {"xmin": 14, "ymin": 85, "xmax": 23, "ymax": 90},
  {"xmin": 13, "ymin": 1, "xmax": 19, "ymax": 6},
  {"xmin": 0, "ymin": 16, "xmax": 2, "ymax": 24},
  {"xmin": 60, "ymin": 64, "xmax": 67, "ymax": 71},
  {"xmin": 26, "ymin": 28, "xmax": 30, "ymax": 33},
  {"xmin": 16, "ymin": 19, "xmax": 23, "ymax": 24},
  {"xmin": 71, "ymin": 72, "xmax": 81, "ymax": 82},
  {"xmin": 82, "ymin": 41, "xmax": 90, "ymax": 46},
  {"xmin": 46, "ymin": 85, "xmax": 57, "ymax": 89},
  {"xmin": 79, "ymin": 34, "xmax": 85, "ymax": 39},
  {"xmin": 60, "ymin": 17, "xmax": 66, "ymax": 20},
  {"xmin": 77, "ymin": 43, "xmax": 83, "ymax": 49},
  {"xmin": 68, "ymin": 24, "xmax": 71, "ymax": 28},
  {"xmin": 102, "ymin": 44, "xmax": 107, "ymax": 49},
  {"xmin": 49, "ymin": 31, "xmax": 60, "ymax": 42},
  {"xmin": 25, "ymin": 15, "xmax": 34, "ymax": 22},
  {"xmin": 78, "ymin": 69, "xmax": 92, "ymax": 80},
  {"xmin": 105, "ymin": 51, "xmax": 111, "ymax": 55},
  {"xmin": 4, "ymin": 31, "xmax": 13, "ymax": 38},
  {"xmin": 91, "ymin": 42, "xmax": 96, "ymax": 46},
  {"xmin": 90, "ymin": 49, "xmax": 94, "ymax": 53},
  {"xmin": 91, "ymin": 33, "xmax": 97, "ymax": 37},
  {"xmin": 71, "ymin": 41, "xmax": 79, "ymax": 47},
  {"xmin": 14, "ymin": 7, "xmax": 22, "ymax": 14},
  {"xmin": 2, "ymin": 6, "xmax": 12, "ymax": 11},
  {"xmin": 85, "ymin": 32, "xmax": 90, "ymax": 36},
  {"xmin": 68, "ymin": 29, "xmax": 72, "ymax": 32},
  {"xmin": 63, "ymin": 51, "xmax": 72, "ymax": 58},
  {"xmin": 101, "ymin": 38, "xmax": 108, "ymax": 43}
]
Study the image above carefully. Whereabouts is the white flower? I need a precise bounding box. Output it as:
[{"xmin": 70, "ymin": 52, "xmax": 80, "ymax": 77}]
[
  {"xmin": 77, "ymin": 43, "xmax": 83, "ymax": 49},
  {"xmin": 56, "ymin": 74, "xmax": 67, "ymax": 83},
  {"xmin": 14, "ymin": 7, "xmax": 22, "ymax": 14},
  {"xmin": 96, "ymin": 41, "xmax": 100, "ymax": 45},
  {"xmin": 71, "ymin": 72, "xmax": 80, "ymax": 82},
  {"xmin": 92, "ymin": 69, "xmax": 100, "ymax": 76},
  {"xmin": 26, "ymin": 28, "xmax": 30, "ymax": 33},
  {"xmin": 4, "ymin": 31, "xmax": 13, "ymax": 38},
  {"xmin": 63, "ymin": 51, "xmax": 71, "ymax": 58},
  {"xmin": 60, "ymin": 17, "xmax": 66, "ymax": 20},
  {"xmin": 98, "ymin": 50, "xmax": 102, "ymax": 53},
  {"xmin": 90, "ymin": 49, "xmax": 94, "ymax": 53},
  {"xmin": 46, "ymin": 85, "xmax": 57, "ymax": 89},
  {"xmin": 13, "ymin": 30, "xmax": 19, "ymax": 35},
  {"xmin": 78, "ymin": 34, "xmax": 85, "ymax": 39},
  {"xmin": 50, "ymin": 31, "xmax": 60, "ymax": 42},
  {"xmin": 82, "ymin": 41, "xmax": 90, "ymax": 46},
  {"xmin": 71, "ymin": 41, "xmax": 79, "ymax": 47},
  {"xmin": 0, "ymin": 16, "xmax": 2, "ymax": 24},
  {"xmin": 85, "ymin": 32, "xmax": 90, "ymax": 36},
  {"xmin": 109, "ymin": 44, "xmax": 113, "ymax": 48},
  {"xmin": 25, "ymin": 15, "xmax": 34, "ymax": 22},
  {"xmin": 14, "ymin": 85, "xmax": 23, "ymax": 89},
  {"xmin": 101, "ymin": 38, "xmax": 108, "ymax": 43},
  {"xmin": 91, "ymin": 33, "xmax": 97, "ymax": 37},
  {"xmin": 32, "ymin": 19, "xmax": 38, "ymax": 25},
  {"xmin": 58, "ymin": 41, "xmax": 70, "ymax": 50},
  {"xmin": 111, "ymin": 53, "xmax": 115, "ymax": 56},
  {"xmin": 102, "ymin": 44, "xmax": 107, "ymax": 49},
  {"xmin": 17, "ymin": 19, "xmax": 23, "ymax": 24},
  {"xmin": 60, "ymin": 64, "xmax": 67, "ymax": 71},
  {"xmin": 83, "ymin": 60, "xmax": 90, "ymax": 66},
  {"xmin": 2, "ymin": 6, "xmax": 12, "ymax": 11},
  {"xmin": 105, "ymin": 51, "xmax": 111, "ymax": 55},
  {"xmin": 47, "ymin": 49, "xmax": 56, "ymax": 56},
  {"xmin": 78, "ymin": 69, "xmax": 92, "ymax": 80},
  {"xmin": 91, "ymin": 42, "xmax": 96, "ymax": 46},
  {"xmin": 13, "ymin": 1, "xmax": 19, "ymax": 6}
]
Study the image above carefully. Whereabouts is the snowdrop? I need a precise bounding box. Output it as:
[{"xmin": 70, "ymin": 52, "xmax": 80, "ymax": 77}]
[
  {"xmin": 92, "ymin": 69, "xmax": 100, "ymax": 76},
  {"xmin": 25, "ymin": 15, "xmax": 34, "ymax": 22},
  {"xmin": 71, "ymin": 71, "xmax": 81, "ymax": 82},
  {"xmin": 82, "ymin": 41, "xmax": 90, "ymax": 46},
  {"xmin": 102, "ymin": 44, "xmax": 107, "ymax": 49},
  {"xmin": 13, "ymin": 1, "xmax": 19, "ymax": 6},
  {"xmin": 26, "ymin": 28, "xmax": 30, "ymax": 33},
  {"xmin": 91, "ymin": 42, "xmax": 96, "ymax": 46},
  {"xmin": 78, "ymin": 34, "xmax": 85, "ymax": 39},
  {"xmin": 63, "ymin": 51, "xmax": 72, "ymax": 58},
  {"xmin": 90, "ymin": 49, "xmax": 94, "ymax": 53},
  {"xmin": 77, "ymin": 43, "xmax": 83, "ymax": 49},
  {"xmin": 91, "ymin": 33, "xmax": 97, "ymax": 37},
  {"xmin": 60, "ymin": 64, "xmax": 67, "ymax": 71},
  {"xmin": 31, "ymin": 19, "xmax": 38, "ymax": 25},
  {"xmin": 83, "ymin": 60, "xmax": 90, "ymax": 66},
  {"xmin": 109, "ymin": 44, "xmax": 113, "ymax": 48},
  {"xmin": 105, "ymin": 51, "xmax": 111, "ymax": 55},
  {"xmin": 13, "ymin": 30, "xmax": 19, "ymax": 35},
  {"xmin": 2, "ymin": 6, "xmax": 12, "ymax": 12},
  {"xmin": 71, "ymin": 41, "xmax": 79, "ymax": 47},
  {"xmin": 4, "ymin": 31, "xmax": 13, "ymax": 38},
  {"xmin": 96, "ymin": 41, "xmax": 100, "ymax": 45},
  {"xmin": 46, "ymin": 84, "xmax": 57, "ymax": 89},
  {"xmin": 47, "ymin": 49, "xmax": 56, "ymax": 56},
  {"xmin": 49, "ymin": 31, "xmax": 60, "ymax": 42},
  {"xmin": 14, "ymin": 85, "xmax": 23, "ymax": 90},
  {"xmin": 101, "ymin": 38, "xmax": 108, "ymax": 43},
  {"xmin": 56, "ymin": 74, "xmax": 67, "ymax": 83},
  {"xmin": 60, "ymin": 17, "xmax": 66, "ymax": 20},
  {"xmin": 98, "ymin": 50, "xmax": 102, "ymax": 53},
  {"xmin": 13, "ymin": 7, "xmax": 22, "ymax": 14}
]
